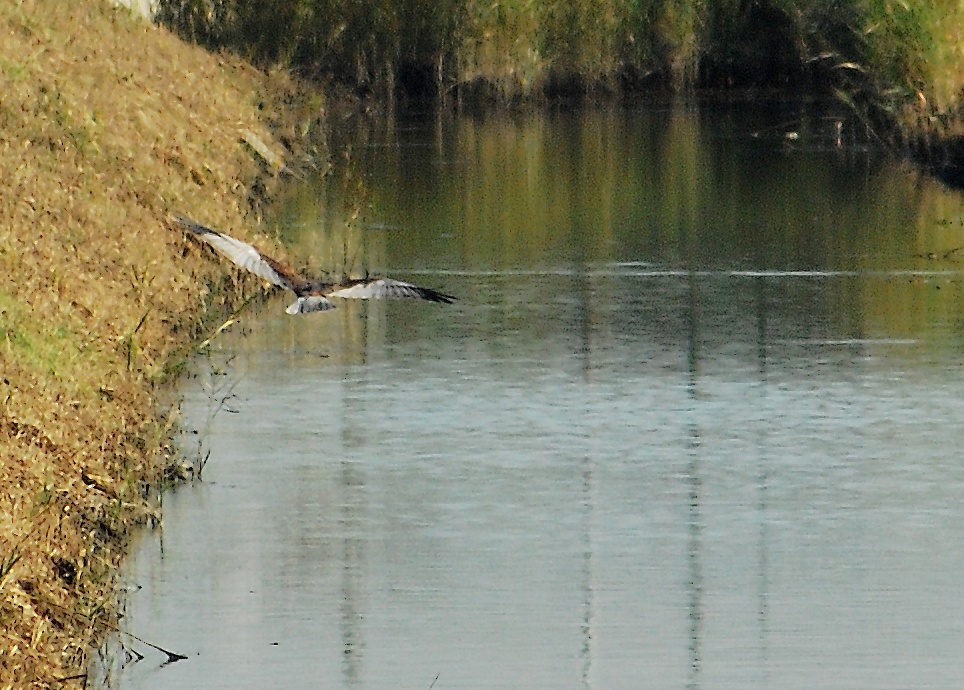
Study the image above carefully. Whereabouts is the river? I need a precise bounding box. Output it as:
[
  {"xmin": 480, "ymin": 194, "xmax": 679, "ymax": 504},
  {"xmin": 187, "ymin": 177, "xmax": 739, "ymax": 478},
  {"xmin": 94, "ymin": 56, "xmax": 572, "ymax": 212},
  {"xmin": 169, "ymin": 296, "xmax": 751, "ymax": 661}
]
[{"xmin": 105, "ymin": 101, "xmax": 964, "ymax": 690}]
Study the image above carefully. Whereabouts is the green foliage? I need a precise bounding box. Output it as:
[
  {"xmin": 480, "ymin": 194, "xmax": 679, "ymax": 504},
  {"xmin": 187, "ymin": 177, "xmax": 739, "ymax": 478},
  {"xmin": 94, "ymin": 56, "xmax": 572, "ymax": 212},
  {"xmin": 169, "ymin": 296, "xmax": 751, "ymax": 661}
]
[{"xmin": 156, "ymin": 0, "xmax": 964, "ymax": 126}]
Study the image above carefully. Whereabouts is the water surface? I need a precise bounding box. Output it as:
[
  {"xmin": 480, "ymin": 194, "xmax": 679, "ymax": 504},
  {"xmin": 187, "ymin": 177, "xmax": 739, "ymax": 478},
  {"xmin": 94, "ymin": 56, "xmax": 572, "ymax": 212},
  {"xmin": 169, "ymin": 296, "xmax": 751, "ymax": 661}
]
[{"xmin": 110, "ymin": 103, "xmax": 964, "ymax": 690}]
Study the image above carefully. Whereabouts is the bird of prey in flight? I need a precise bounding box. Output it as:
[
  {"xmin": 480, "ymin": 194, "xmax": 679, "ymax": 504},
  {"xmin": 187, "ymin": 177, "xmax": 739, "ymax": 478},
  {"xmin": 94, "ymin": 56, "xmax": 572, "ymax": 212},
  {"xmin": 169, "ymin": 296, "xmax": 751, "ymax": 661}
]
[{"xmin": 174, "ymin": 214, "xmax": 455, "ymax": 314}]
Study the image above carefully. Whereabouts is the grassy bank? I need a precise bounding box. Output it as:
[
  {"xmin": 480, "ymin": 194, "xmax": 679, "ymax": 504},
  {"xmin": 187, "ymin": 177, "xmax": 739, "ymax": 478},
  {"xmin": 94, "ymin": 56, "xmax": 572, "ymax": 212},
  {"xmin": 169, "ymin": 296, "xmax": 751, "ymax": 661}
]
[{"xmin": 0, "ymin": 1, "xmax": 311, "ymax": 685}]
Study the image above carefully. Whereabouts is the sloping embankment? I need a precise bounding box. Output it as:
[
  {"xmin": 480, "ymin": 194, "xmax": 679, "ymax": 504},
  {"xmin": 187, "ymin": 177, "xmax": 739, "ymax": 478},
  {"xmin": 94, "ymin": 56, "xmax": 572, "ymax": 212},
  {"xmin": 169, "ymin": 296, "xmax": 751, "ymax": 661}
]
[{"xmin": 0, "ymin": 1, "xmax": 298, "ymax": 685}]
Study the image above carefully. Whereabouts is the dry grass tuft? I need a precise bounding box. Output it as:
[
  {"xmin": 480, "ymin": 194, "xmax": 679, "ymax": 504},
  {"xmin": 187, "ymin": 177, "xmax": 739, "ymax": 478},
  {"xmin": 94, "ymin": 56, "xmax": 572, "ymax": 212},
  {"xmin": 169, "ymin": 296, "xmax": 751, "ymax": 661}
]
[{"xmin": 0, "ymin": 0, "xmax": 306, "ymax": 685}]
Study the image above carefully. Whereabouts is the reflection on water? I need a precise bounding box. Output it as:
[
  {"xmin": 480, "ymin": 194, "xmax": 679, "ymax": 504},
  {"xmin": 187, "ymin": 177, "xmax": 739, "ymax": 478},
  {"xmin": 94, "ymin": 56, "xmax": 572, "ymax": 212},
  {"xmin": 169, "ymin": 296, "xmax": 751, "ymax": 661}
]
[{"xmin": 109, "ymin": 103, "xmax": 964, "ymax": 690}]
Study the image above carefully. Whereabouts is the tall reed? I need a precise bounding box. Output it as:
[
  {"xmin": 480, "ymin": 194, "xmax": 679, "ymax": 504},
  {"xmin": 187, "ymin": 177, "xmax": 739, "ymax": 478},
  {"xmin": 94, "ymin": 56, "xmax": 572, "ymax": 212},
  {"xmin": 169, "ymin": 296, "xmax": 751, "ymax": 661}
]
[{"xmin": 157, "ymin": 0, "xmax": 964, "ymax": 132}]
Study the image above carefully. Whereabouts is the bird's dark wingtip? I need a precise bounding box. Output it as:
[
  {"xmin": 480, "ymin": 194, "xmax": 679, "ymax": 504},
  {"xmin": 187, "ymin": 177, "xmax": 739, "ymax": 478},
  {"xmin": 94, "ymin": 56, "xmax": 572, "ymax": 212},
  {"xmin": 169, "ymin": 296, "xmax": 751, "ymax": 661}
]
[
  {"xmin": 170, "ymin": 213, "xmax": 215, "ymax": 236},
  {"xmin": 425, "ymin": 289, "xmax": 457, "ymax": 304}
]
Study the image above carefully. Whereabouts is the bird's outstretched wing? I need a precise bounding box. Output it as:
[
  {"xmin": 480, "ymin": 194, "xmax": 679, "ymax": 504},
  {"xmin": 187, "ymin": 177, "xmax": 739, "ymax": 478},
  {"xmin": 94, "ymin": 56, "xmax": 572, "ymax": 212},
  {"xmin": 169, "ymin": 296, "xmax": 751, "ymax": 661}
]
[
  {"xmin": 174, "ymin": 214, "xmax": 299, "ymax": 291},
  {"xmin": 327, "ymin": 278, "xmax": 456, "ymax": 304},
  {"xmin": 174, "ymin": 214, "xmax": 456, "ymax": 315}
]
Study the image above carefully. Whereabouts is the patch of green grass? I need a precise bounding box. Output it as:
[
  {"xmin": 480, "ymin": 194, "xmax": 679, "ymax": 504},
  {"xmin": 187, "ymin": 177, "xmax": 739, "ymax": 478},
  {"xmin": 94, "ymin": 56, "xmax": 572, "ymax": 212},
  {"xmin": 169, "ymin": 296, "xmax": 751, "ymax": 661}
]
[{"xmin": 0, "ymin": 292, "xmax": 100, "ymax": 385}]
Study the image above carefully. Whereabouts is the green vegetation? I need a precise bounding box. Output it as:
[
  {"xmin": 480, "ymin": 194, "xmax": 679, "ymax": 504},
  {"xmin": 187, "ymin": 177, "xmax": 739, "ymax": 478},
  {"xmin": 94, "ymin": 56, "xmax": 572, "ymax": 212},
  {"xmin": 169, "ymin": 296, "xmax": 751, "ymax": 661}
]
[
  {"xmin": 159, "ymin": 0, "xmax": 964, "ymax": 134},
  {"xmin": 156, "ymin": 0, "xmax": 964, "ymax": 183}
]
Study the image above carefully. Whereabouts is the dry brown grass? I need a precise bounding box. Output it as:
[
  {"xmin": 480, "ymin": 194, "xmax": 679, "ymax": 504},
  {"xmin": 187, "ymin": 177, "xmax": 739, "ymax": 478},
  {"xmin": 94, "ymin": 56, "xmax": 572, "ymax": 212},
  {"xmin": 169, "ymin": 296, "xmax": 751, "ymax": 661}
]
[{"xmin": 0, "ymin": 1, "xmax": 303, "ymax": 685}]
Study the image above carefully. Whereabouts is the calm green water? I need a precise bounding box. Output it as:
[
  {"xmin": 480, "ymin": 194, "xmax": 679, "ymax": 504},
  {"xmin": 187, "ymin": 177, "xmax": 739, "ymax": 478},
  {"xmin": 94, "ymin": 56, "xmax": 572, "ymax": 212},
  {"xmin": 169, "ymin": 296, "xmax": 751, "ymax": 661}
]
[{"xmin": 107, "ymin": 103, "xmax": 964, "ymax": 690}]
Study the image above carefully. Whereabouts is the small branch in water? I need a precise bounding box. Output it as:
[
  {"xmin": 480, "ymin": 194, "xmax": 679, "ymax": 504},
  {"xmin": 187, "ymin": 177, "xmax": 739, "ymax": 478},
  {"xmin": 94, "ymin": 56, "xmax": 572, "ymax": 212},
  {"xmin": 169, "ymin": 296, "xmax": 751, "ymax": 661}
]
[
  {"xmin": 46, "ymin": 600, "xmax": 189, "ymax": 666},
  {"xmin": 188, "ymin": 352, "xmax": 243, "ymax": 478},
  {"xmin": 428, "ymin": 673, "xmax": 440, "ymax": 690},
  {"xmin": 120, "ymin": 627, "xmax": 188, "ymax": 665},
  {"xmin": 126, "ymin": 645, "xmax": 145, "ymax": 664},
  {"xmin": 191, "ymin": 445, "xmax": 211, "ymax": 480}
]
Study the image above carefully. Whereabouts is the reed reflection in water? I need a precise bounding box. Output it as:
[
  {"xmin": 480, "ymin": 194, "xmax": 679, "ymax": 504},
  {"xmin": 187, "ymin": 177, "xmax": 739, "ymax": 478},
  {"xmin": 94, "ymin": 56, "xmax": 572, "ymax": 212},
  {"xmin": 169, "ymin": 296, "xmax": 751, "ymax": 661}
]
[{"xmin": 113, "ymin": 103, "xmax": 964, "ymax": 690}]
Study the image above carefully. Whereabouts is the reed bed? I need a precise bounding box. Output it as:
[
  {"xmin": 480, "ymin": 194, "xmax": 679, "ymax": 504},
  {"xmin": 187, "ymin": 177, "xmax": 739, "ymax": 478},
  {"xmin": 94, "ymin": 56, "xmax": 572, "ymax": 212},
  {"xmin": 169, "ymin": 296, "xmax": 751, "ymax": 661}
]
[
  {"xmin": 0, "ymin": 0, "xmax": 310, "ymax": 685},
  {"xmin": 160, "ymin": 0, "xmax": 964, "ymax": 135}
]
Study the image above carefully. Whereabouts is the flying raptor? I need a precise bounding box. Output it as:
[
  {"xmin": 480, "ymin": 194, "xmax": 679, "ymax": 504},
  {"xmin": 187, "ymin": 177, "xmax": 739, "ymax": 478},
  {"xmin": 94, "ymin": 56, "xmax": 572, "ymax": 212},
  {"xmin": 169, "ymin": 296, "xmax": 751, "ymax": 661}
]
[{"xmin": 174, "ymin": 214, "xmax": 455, "ymax": 314}]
